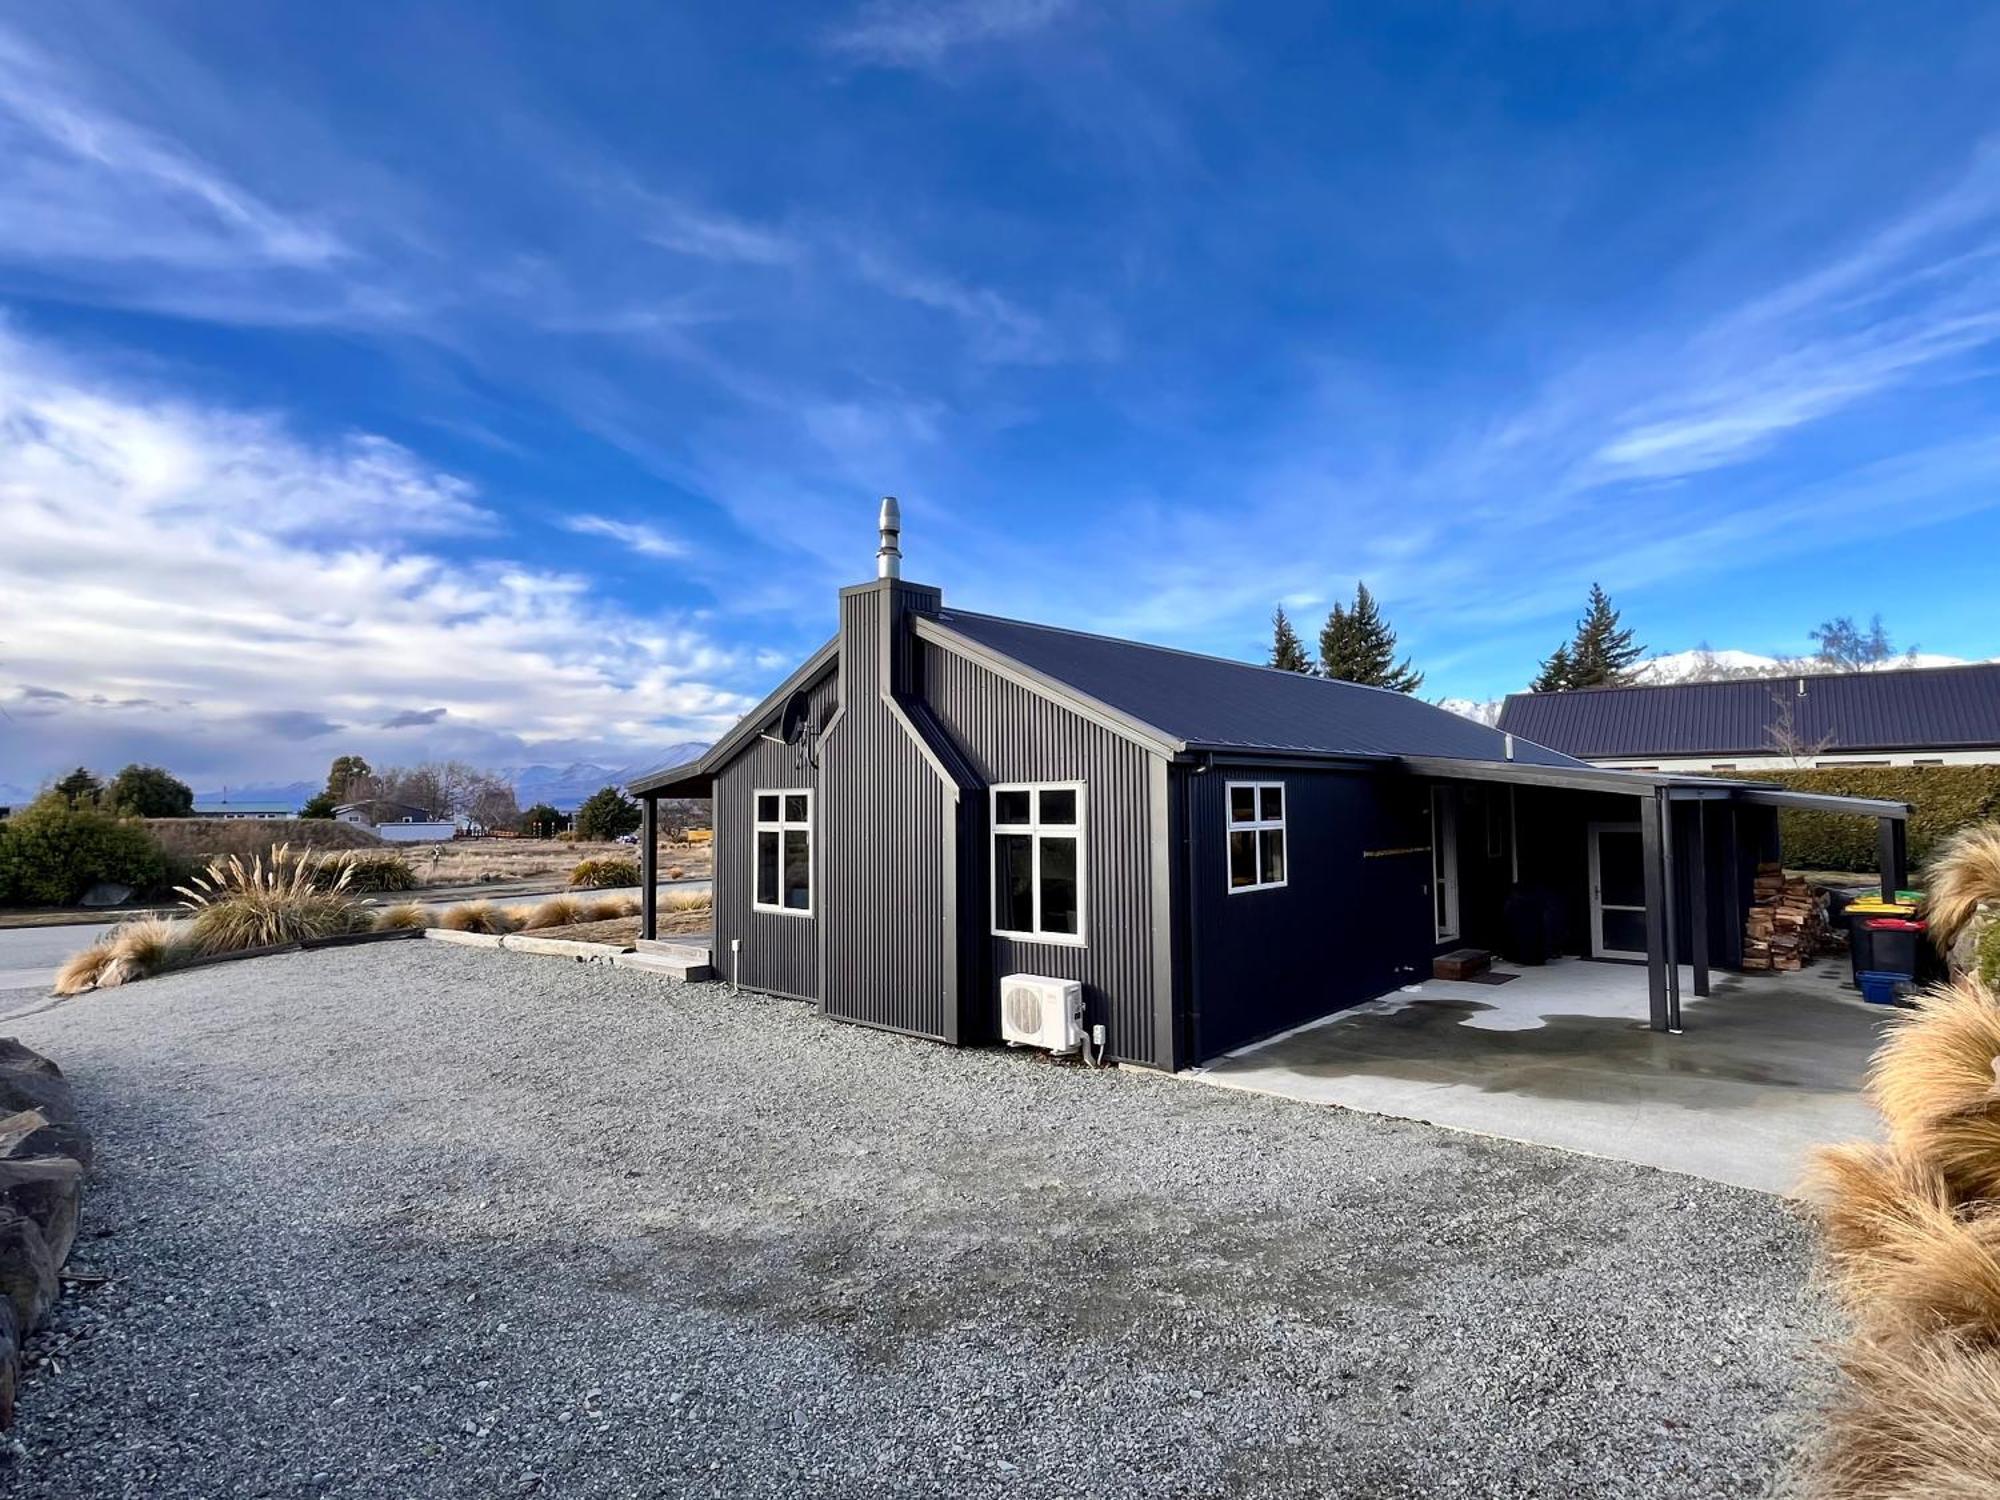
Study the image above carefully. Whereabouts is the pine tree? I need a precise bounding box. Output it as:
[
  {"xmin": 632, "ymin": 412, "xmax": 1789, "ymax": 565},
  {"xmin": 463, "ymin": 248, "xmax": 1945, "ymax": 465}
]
[
  {"xmin": 1267, "ymin": 606, "xmax": 1315, "ymax": 674},
  {"xmin": 1569, "ymin": 583, "xmax": 1644, "ymax": 687},
  {"xmin": 1530, "ymin": 642, "xmax": 1573, "ymax": 692},
  {"xmin": 1318, "ymin": 582, "xmax": 1424, "ymax": 693},
  {"xmin": 1529, "ymin": 584, "xmax": 1644, "ymax": 691},
  {"xmin": 53, "ymin": 767, "xmax": 102, "ymax": 808}
]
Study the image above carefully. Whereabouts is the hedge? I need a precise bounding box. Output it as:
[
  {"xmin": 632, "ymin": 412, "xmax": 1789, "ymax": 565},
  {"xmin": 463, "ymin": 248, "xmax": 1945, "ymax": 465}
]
[{"xmin": 1721, "ymin": 766, "xmax": 2000, "ymax": 874}]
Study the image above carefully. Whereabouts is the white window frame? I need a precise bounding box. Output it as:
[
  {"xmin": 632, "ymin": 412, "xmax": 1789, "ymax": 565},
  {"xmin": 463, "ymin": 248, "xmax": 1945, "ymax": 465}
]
[
  {"xmin": 989, "ymin": 782, "xmax": 1087, "ymax": 947},
  {"xmin": 1225, "ymin": 781, "xmax": 1288, "ymax": 894},
  {"xmin": 752, "ymin": 787, "xmax": 814, "ymax": 918}
]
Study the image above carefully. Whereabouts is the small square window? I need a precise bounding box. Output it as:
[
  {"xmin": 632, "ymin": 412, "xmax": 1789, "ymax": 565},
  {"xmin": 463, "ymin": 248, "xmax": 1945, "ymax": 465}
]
[
  {"xmin": 1259, "ymin": 786, "xmax": 1283, "ymax": 821},
  {"xmin": 757, "ymin": 793, "xmax": 780, "ymax": 822},
  {"xmin": 1230, "ymin": 785, "xmax": 1256, "ymax": 822},
  {"xmin": 995, "ymin": 789, "xmax": 1033, "ymax": 825},
  {"xmin": 1224, "ymin": 781, "xmax": 1287, "ymax": 894},
  {"xmin": 1038, "ymin": 787, "xmax": 1077, "ymax": 826},
  {"xmin": 784, "ymin": 793, "xmax": 809, "ymax": 823}
]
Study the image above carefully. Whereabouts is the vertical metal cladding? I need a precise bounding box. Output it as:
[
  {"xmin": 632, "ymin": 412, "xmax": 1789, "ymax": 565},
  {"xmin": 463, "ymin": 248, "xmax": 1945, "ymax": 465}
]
[
  {"xmin": 919, "ymin": 639, "xmax": 1166, "ymax": 1068},
  {"xmin": 712, "ymin": 667, "xmax": 840, "ymax": 1000},
  {"xmin": 1184, "ymin": 765, "xmax": 1433, "ymax": 1062},
  {"xmin": 820, "ymin": 585, "xmax": 957, "ymax": 1039}
]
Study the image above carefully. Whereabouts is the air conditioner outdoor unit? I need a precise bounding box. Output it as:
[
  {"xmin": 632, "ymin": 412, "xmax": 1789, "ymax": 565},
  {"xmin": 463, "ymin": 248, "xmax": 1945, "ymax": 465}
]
[{"xmin": 1000, "ymin": 973, "xmax": 1085, "ymax": 1053}]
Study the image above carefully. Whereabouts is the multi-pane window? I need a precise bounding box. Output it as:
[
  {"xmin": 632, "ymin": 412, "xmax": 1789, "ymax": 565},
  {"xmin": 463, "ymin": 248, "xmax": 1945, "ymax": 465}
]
[
  {"xmin": 991, "ymin": 783, "xmax": 1085, "ymax": 944},
  {"xmin": 1226, "ymin": 782, "xmax": 1286, "ymax": 893},
  {"xmin": 753, "ymin": 789, "xmax": 812, "ymax": 915}
]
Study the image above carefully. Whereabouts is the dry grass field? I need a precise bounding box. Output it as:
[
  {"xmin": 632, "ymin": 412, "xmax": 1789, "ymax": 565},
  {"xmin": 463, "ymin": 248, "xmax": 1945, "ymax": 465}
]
[
  {"xmin": 145, "ymin": 818, "xmax": 387, "ymax": 860},
  {"xmin": 410, "ymin": 837, "xmax": 713, "ymax": 888}
]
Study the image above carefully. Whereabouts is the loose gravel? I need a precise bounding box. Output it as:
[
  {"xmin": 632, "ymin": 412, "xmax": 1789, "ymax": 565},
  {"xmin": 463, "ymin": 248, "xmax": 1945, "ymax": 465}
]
[{"xmin": 0, "ymin": 943, "xmax": 1835, "ymax": 1498}]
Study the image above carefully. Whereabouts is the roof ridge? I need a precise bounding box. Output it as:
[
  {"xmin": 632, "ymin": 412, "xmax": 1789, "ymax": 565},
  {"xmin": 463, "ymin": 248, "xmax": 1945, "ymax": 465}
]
[{"xmin": 1501, "ymin": 657, "xmax": 2000, "ymax": 703}]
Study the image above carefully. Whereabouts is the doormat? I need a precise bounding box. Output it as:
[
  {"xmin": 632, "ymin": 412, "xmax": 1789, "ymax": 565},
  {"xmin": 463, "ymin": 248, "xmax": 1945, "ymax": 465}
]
[{"xmin": 1463, "ymin": 971, "xmax": 1518, "ymax": 986}]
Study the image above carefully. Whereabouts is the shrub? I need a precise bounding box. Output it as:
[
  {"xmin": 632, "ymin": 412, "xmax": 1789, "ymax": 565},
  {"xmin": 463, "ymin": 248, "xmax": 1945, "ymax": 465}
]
[
  {"xmin": 308, "ymin": 850, "xmax": 418, "ymax": 893},
  {"xmin": 568, "ymin": 856, "xmax": 640, "ymax": 889},
  {"xmin": 580, "ymin": 894, "xmax": 641, "ymax": 922},
  {"xmin": 663, "ymin": 888, "xmax": 713, "ymax": 915},
  {"xmin": 176, "ymin": 845, "xmax": 368, "ymax": 955},
  {"xmin": 0, "ymin": 796, "xmax": 167, "ymax": 906},
  {"xmin": 371, "ymin": 902, "xmax": 433, "ymax": 932},
  {"xmin": 516, "ymin": 894, "xmax": 584, "ymax": 931},
  {"xmin": 1722, "ymin": 766, "xmax": 2000, "ymax": 873},
  {"xmin": 104, "ymin": 764, "xmax": 194, "ymax": 818}
]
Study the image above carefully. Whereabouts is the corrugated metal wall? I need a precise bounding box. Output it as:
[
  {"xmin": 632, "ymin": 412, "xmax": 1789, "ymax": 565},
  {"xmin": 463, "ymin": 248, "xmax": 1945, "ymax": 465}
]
[
  {"xmin": 820, "ymin": 584, "xmax": 959, "ymax": 1039},
  {"xmin": 919, "ymin": 640, "xmax": 1169, "ymax": 1068},
  {"xmin": 712, "ymin": 667, "xmax": 840, "ymax": 1000},
  {"xmin": 1183, "ymin": 765, "xmax": 1432, "ymax": 1061}
]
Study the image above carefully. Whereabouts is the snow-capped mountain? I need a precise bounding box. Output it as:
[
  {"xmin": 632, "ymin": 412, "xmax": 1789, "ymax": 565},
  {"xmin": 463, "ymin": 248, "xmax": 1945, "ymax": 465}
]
[
  {"xmin": 1435, "ymin": 697, "xmax": 1502, "ymax": 726},
  {"xmin": 507, "ymin": 747, "xmax": 709, "ymax": 810}
]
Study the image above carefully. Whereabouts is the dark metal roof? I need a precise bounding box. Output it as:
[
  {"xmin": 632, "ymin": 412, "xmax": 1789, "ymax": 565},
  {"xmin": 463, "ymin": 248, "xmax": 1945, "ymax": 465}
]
[
  {"xmin": 1496, "ymin": 662, "xmax": 2000, "ymax": 760},
  {"xmin": 627, "ymin": 637, "xmax": 839, "ymax": 797},
  {"xmin": 931, "ymin": 609, "xmax": 1582, "ymax": 766}
]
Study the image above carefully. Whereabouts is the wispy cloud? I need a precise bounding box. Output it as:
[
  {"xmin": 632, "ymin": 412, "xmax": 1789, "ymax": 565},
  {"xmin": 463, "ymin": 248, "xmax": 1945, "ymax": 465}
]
[
  {"xmin": 0, "ymin": 323, "xmax": 752, "ymax": 787},
  {"xmin": 561, "ymin": 513, "xmax": 688, "ymax": 559},
  {"xmin": 646, "ymin": 201, "xmax": 799, "ymax": 267},
  {"xmin": 0, "ymin": 25, "xmax": 346, "ymax": 272},
  {"xmin": 825, "ymin": 0, "xmax": 1072, "ymax": 68}
]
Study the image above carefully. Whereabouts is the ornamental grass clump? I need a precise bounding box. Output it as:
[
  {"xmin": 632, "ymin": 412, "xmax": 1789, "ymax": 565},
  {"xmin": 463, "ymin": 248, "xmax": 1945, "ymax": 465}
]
[
  {"xmin": 309, "ymin": 849, "xmax": 419, "ymax": 894},
  {"xmin": 516, "ymin": 894, "xmax": 584, "ymax": 931},
  {"xmin": 1801, "ymin": 971, "xmax": 2000, "ymax": 1497},
  {"xmin": 567, "ymin": 856, "xmax": 641, "ymax": 890},
  {"xmin": 437, "ymin": 900, "xmax": 506, "ymax": 933},
  {"xmin": 175, "ymin": 844, "xmax": 366, "ymax": 956},
  {"xmin": 1924, "ymin": 823, "xmax": 2000, "ymax": 956},
  {"xmin": 371, "ymin": 901, "xmax": 433, "ymax": 932},
  {"xmin": 580, "ymin": 894, "xmax": 640, "ymax": 923},
  {"xmin": 51, "ymin": 915, "xmax": 195, "ymax": 995},
  {"xmin": 51, "ymin": 939, "xmax": 117, "ymax": 997}
]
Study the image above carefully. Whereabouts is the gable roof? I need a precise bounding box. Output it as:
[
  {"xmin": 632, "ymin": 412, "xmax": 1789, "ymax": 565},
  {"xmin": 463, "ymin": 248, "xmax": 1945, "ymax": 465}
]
[
  {"xmin": 627, "ymin": 636, "xmax": 839, "ymax": 796},
  {"xmin": 1495, "ymin": 662, "xmax": 2000, "ymax": 760},
  {"xmin": 927, "ymin": 609, "xmax": 1581, "ymax": 766}
]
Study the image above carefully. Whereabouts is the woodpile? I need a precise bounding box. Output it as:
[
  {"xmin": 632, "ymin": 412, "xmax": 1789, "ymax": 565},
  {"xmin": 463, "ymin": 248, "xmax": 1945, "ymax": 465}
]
[{"xmin": 1742, "ymin": 863, "xmax": 1827, "ymax": 972}]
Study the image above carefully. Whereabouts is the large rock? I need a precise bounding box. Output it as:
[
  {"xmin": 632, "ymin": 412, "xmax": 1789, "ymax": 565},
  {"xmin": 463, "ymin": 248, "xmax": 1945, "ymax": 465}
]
[
  {"xmin": 0, "ymin": 1211, "xmax": 57, "ymax": 1336},
  {"xmin": 0, "ymin": 1040, "xmax": 77, "ymax": 1129},
  {"xmin": 0, "ymin": 1159, "xmax": 83, "ymax": 1268},
  {"xmin": 0, "ymin": 1110, "xmax": 89, "ymax": 1171},
  {"xmin": 0, "ymin": 1041, "xmax": 87, "ymax": 1429}
]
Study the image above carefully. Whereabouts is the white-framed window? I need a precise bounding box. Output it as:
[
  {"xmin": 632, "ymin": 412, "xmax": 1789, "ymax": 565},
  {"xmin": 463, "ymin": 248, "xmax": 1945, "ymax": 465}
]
[
  {"xmin": 991, "ymin": 783, "xmax": 1086, "ymax": 945},
  {"xmin": 1226, "ymin": 781, "xmax": 1287, "ymax": 893},
  {"xmin": 753, "ymin": 788, "xmax": 813, "ymax": 916}
]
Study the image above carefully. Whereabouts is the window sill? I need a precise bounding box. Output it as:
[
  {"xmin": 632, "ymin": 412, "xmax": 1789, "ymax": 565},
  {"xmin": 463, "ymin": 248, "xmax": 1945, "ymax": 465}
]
[
  {"xmin": 991, "ymin": 929, "xmax": 1088, "ymax": 949},
  {"xmin": 752, "ymin": 904, "xmax": 815, "ymax": 919}
]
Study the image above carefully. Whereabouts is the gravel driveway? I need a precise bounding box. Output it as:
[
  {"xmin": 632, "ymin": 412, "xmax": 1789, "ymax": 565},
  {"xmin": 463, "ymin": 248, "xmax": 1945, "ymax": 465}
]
[{"xmin": 0, "ymin": 944, "xmax": 1834, "ymax": 1498}]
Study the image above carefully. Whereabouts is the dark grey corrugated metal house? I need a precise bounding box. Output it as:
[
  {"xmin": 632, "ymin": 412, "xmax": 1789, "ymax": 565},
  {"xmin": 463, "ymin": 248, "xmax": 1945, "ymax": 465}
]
[
  {"xmin": 1496, "ymin": 663, "xmax": 2000, "ymax": 771},
  {"xmin": 632, "ymin": 503, "xmax": 1912, "ymax": 1071}
]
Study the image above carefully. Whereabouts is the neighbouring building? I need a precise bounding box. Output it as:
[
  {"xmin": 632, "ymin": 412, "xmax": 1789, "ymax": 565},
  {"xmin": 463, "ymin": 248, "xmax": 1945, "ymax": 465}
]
[
  {"xmin": 191, "ymin": 799, "xmax": 297, "ymax": 820},
  {"xmin": 629, "ymin": 501, "xmax": 1909, "ymax": 1071},
  {"xmin": 1496, "ymin": 663, "xmax": 2000, "ymax": 773},
  {"xmin": 332, "ymin": 799, "xmax": 457, "ymax": 843}
]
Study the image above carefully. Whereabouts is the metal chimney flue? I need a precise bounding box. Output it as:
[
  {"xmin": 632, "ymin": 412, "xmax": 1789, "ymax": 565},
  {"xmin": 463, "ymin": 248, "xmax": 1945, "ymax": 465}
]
[{"xmin": 876, "ymin": 495, "xmax": 903, "ymax": 579}]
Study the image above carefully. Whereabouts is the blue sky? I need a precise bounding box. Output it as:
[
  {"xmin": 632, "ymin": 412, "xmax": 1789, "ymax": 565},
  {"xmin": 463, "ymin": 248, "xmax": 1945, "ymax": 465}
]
[{"xmin": 4, "ymin": 1, "xmax": 2000, "ymax": 791}]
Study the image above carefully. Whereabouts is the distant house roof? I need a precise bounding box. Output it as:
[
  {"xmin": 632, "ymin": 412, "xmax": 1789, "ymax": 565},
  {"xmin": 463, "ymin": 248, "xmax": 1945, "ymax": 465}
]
[
  {"xmin": 926, "ymin": 609, "xmax": 1582, "ymax": 765},
  {"xmin": 191, "ymin": 800, "xmax": 297, "ymax": 815},
  {"xmin": 1495, "ymin": 662, "xmax": 2000, "ymax": 760},
  {"xmin": 333, "ymin": 799, "xmax": 445, "ymax": 821}
]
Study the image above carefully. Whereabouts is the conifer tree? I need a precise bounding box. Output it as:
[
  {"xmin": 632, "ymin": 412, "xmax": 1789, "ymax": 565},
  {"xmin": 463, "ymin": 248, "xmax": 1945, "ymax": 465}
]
[
  {"xmin": 1318, "ymin": 582, "xmax": 1424, "ymax": 693},
  {"xmin": 1530, "ymin": 584, "xmax": 1644, "ymax": 691},
  {"xmin": 1267, "ymin": 606, "xmax": 1315, "ymax": 674}
]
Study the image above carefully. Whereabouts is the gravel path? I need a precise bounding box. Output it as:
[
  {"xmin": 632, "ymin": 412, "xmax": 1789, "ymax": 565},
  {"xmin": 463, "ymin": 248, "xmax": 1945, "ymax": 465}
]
[{"xmin": 0, "ymin": 944, "xmax": 1834, "ymax": 1498}]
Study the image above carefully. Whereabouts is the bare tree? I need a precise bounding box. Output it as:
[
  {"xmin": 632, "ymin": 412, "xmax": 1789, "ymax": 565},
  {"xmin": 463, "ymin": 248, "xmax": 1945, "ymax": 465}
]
[{"xmin": 1765, "ymin": 681, "xmax": 1835, "ymax": 768}]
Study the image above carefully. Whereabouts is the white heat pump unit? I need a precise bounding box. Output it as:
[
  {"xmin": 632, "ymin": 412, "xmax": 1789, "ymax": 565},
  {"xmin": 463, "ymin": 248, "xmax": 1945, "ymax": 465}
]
[{"xmin": 1000, "ymin": 973, "xmax": 1085, "ymax": 1053}]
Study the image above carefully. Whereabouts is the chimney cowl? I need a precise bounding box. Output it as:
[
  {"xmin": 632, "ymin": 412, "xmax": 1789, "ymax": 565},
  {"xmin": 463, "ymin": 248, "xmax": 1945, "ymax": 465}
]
[{"xmin": 876, "ymin": 495, "xmax": 903, "ymax": 579}]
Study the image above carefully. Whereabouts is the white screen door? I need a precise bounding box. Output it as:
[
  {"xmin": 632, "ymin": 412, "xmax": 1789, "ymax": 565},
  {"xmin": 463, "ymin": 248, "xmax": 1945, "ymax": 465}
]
[
  {"xmin": 1588, "ymin": 822, "xmax": 1647, "ymax": 960},
  {"xmin": 1432, "ymin": 788, "xmax": 1460, "ymax": 943}
]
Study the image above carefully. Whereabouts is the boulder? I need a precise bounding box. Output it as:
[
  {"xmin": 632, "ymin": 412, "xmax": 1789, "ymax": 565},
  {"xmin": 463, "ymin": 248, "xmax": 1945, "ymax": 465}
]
[
  {"xmin": 0, "ymin": 1110, "xmax": 90, "ymax": 1170},
  {"xmin": 0, "ymin": 1210, "xmax": 57, "ymax": 1335},
  {"xmin": 0, "ymin": 1041, "xmax": 77, "ymax": 1128},
  {"xmin": 78, "ymin": 882, "xmax": 132, "ymax": 908},
  {"xmin": 0, "ymin": 1159, "xmax": 83, "ymax": 1268},
  {"xmin": 0, "ymin": 1298, "xmax": 16, "ymax": 1429}
]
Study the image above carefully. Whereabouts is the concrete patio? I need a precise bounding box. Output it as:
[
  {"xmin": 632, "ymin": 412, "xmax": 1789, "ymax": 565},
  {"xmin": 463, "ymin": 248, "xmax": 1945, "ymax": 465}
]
[{"xmin": 1191, "ymin": 956, "xmax": 1889, "ymax": 1194}]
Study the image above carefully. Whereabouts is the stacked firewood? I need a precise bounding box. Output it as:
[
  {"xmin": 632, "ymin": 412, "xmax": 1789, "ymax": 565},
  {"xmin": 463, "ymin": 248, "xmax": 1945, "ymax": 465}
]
[{"xmin": 1742, "ymin": 863, "xmax": 1826, "ymax": 972}]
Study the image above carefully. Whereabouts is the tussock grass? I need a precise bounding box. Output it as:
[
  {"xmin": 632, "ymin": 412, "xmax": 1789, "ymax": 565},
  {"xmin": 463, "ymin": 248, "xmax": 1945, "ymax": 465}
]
[
  {"xmin": 310, "ymin": 850, "xmax": 419, "ymax": 894},
  {"xmin": 1925, "ymin": 824, "xmax": 2000, "ymax": 955},
  {"xmin": 568, "ymin": 856, "xmax": 640, "ymax": 890},
  {"xmin": 580, "ymin": 895, "xmax": 640, "ymax": 923},
  {"xmin": 1867, "ymin": 975, "xmax": 2000, "ymax": 1201},
  {"xmin": 371, "ymin": 902, "xmax": 433, "ymax": 932},
  {"xmin": 663, "ymin": 888, "xmax": 713, "ymax": 915},
  {"xmin": 1803, "ymin": 1143, "xmax": 1956, "ymax": 1265},
  {"xmin": 516, "ymin": 894, "xmax": 585, "ymax": 931},
  {"xmin": 1806, "ymin": 1335, "xmax": 2000, "ymax": 1500},
  {"xmin": 177, "ymin": 845, "xmax": 368, "ymax": 956},
  {"xmin": 438, "ymin": 901, "xmax": 505, "ymax": 933},
  {"xmin": 52, "ymin": 940, "xmax": 117, "ymax": 996}
]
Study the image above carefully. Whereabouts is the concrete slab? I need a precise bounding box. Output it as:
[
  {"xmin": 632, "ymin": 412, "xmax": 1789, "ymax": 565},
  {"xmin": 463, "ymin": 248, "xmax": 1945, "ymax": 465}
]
[
  {"xmin": 422, "ymin": 928, "xmax": 503, "ymax": 949},
  {"xmin": 1191, "ymin": 957, "xmax": 1889, "ymax": 1195}
]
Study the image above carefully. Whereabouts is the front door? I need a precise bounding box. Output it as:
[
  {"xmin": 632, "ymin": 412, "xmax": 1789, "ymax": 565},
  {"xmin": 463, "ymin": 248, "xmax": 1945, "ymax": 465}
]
[{"xmin": 1588, "ymin": 821, "xmax": 1647, "ymax": 960}]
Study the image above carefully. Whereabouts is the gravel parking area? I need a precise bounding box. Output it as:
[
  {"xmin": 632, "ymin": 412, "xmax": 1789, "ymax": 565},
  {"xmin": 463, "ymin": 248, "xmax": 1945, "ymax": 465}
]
[{"xmin": 0, "ymin": 944, "xmax": 1833, "ymax": 1498}]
